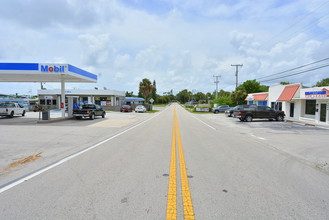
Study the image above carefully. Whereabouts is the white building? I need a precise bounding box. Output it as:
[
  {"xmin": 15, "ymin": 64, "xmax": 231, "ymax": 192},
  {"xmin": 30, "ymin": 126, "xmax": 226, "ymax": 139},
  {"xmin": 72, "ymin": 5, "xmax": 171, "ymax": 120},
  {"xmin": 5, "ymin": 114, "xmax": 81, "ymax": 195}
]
[
  {"xmin": 246, "ymin": 83, "xmax": 329, "ymax": 126},
  {"xmin": 38, "ymin": 89, "xmax": 125, "ymax": 110},
  {"xmin": 298, "ymin": 86, "xmax": 329, "ymax": 124}
]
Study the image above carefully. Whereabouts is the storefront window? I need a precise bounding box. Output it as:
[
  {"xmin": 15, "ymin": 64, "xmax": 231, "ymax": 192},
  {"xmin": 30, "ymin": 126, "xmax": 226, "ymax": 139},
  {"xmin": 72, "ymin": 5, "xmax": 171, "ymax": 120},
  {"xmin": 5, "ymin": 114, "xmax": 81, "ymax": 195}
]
[
  {"xmin": 305, "ymin": 100, "xmax": 316, "ymax": 115},
  {"xmin": 40, "ymin": 99, "xmax": 45, "ymax": 105}
]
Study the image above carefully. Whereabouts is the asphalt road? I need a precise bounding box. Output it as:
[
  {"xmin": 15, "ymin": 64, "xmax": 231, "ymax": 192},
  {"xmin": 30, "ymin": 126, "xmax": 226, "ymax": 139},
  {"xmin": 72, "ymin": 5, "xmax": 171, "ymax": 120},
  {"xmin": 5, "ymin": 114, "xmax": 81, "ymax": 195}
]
[{"xmin": 0, "ymin": 104, "xmax": 329, "ymax": 219}]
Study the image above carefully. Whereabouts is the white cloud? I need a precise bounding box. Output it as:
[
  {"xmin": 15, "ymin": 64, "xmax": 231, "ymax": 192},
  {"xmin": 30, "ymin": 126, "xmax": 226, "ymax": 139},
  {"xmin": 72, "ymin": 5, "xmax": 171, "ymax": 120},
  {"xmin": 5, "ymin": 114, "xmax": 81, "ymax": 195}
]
[
  {"xmin": 79, "ymin": 33, "xmax": 113, "ymax": 66},
  {"xmin": 1, "ymin": 0, "xmax": 329, "ymax": 95},
  {"xmin": 114, "ymin": 54, "xmax": 131, "ymax": 68}
]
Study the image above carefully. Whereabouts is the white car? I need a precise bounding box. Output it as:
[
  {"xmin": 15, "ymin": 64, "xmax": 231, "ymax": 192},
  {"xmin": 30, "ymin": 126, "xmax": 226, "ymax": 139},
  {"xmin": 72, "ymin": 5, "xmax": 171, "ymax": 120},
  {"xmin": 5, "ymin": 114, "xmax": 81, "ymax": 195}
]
[{"xmin": 135, "ymin": 105, "xmax": 147, "ymax": 113}]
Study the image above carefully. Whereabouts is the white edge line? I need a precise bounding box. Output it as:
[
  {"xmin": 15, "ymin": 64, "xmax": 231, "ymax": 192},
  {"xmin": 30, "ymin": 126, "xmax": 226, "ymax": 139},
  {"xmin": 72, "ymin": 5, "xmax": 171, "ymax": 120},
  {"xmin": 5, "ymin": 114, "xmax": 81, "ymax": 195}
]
[
  {"xmin": 0, "ymin": 109, "xmax": 166, "ymax": 194},
  {"xmin": 188, "ymin": 111, "xmax": 216, "ymax": 130},
  {"xmin": 250, "ymin": 134, "xmax": 266, "ymax": 140}
]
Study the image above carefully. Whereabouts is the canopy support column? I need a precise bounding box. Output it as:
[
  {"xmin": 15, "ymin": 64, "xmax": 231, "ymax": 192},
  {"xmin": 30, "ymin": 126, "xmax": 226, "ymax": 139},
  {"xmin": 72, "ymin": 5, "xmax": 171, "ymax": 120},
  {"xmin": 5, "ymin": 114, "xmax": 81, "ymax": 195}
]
[{"xmin": 61, "ymin": 76, "xmax": 65, "ymax": 118}]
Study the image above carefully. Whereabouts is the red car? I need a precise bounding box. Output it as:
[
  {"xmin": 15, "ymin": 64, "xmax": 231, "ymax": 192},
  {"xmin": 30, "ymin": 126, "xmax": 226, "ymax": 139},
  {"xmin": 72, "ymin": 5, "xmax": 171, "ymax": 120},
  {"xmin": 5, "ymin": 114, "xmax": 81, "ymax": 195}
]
[{"xmin": 120, "ymin": 105, "xmax": 132, "ymax": 112}]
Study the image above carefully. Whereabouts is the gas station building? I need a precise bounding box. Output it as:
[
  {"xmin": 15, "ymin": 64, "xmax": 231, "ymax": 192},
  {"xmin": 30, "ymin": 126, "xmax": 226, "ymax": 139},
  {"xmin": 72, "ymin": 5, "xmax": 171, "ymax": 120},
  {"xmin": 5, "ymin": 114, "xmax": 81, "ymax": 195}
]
[{"xmin": 38, "ymin": 89, "xmax": 125, "ymax": 110}]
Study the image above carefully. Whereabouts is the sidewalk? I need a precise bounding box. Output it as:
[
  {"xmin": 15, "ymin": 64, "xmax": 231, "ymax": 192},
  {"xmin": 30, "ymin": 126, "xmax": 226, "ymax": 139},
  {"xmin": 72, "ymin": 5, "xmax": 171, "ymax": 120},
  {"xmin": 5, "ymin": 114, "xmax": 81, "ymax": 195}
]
[{"xmin": 285, "ymin": 118, "xmax": 329, "ymax": 129}]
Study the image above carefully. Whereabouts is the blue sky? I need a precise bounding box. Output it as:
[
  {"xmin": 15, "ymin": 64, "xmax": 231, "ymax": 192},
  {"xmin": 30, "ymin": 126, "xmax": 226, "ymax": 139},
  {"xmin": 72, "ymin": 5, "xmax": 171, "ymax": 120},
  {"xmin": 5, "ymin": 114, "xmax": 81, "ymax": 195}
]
[{"xmin": 0, "ymin": 0, "xmax": 329, "ymax": 96}]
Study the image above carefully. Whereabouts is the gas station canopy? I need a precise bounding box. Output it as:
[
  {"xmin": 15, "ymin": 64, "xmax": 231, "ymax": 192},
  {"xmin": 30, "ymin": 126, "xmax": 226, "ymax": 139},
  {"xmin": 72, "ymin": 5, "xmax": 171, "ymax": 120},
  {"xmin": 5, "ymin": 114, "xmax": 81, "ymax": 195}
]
[
  {"xmin": 0, "ymin": 63, "xmax": 97, "ymax": 83},
  {"xmin": 0, "ymin": 62, "xmax": 98, "ymax": 118}
]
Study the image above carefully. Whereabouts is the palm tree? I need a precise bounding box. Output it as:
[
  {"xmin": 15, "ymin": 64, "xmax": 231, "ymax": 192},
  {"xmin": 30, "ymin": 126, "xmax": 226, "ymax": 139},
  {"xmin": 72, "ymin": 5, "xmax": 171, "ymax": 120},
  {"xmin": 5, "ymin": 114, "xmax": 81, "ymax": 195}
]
[{"xmin": 139, "ymin": 78, "xmax": 153, "ymax": 102}]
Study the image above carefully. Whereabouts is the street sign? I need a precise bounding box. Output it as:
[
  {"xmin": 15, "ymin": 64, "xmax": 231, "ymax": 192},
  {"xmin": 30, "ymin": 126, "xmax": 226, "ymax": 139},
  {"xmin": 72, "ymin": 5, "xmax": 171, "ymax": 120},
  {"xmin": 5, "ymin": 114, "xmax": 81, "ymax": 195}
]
[{"xmin": 149, "ymin": 98, "xmax": 154, "ymax": 104}]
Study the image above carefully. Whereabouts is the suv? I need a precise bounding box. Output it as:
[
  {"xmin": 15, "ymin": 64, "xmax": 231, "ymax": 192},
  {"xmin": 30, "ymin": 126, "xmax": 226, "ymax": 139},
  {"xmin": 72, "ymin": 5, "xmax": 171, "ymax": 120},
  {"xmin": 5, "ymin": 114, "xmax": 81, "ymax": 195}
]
[{"xmin": 212, "ymin": 105, "xmax": 230, "ymax": 113}]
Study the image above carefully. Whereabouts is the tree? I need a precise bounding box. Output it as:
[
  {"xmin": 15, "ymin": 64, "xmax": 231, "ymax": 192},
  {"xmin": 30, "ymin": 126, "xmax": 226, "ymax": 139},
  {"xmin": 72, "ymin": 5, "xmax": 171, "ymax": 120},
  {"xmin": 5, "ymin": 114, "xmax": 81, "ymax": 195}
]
[
  {"xmin": 212, "ymin": 96, "xmax": 233, "ymax": 106},
  {"xmin": 125, "ymin": 91, "xmax": 135, "ymax": 97},
  {"xmin": 193, "ymin": 92, "xmax": 207, "ymax": 103},
  {"xmin": 151, "ymin": 80, "xmax": 157, "ymax": 102},
  {"xmin": 176, "ymin": 89, "xmax": 192, "ymax": 103},
  {"xmin": 232, "ymin": 80, "xmax": 267, "ymax": 104},
  {"xmin": 314, "ymin": 78, "xmax": 329, "ymax": 87},
  {"xmin": 139, "ymin": 78, "xmax": 153, "ymax": 102}
]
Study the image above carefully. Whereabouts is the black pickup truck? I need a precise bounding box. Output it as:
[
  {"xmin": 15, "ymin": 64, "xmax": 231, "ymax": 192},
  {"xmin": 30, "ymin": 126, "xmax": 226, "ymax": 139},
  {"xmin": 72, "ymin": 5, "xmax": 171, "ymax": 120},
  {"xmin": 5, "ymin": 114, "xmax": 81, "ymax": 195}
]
[
  {"xmin": 73, "ymin": 104, "xmax": 106, "ymax": 120},
  {"xmin": 233, "ymin": 105, "xmax": 285, "ymax": 122}
]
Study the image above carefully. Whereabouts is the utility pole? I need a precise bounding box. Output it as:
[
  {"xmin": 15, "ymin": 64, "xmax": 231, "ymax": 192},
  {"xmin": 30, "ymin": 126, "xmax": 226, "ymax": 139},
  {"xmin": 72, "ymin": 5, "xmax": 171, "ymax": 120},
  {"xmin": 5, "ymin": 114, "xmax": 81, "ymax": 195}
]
[
  {"xmin": 213, "ymin": 75, "xmax": 221, "ymax": 99},
  {"xmin": 231, "ymin": 64, "xmax": 243, "ymax": 89}
]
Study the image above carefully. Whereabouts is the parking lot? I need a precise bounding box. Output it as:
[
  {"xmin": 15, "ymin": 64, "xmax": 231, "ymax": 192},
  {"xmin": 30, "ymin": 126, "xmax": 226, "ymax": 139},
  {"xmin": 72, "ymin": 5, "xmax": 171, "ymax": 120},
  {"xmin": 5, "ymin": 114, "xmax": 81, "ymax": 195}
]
[
  {"xmin": 0, "ymin": 109, "xmax": 160, "ymax": 185},
  {"xmin": 196, "ymin": 112, "xmax": 329, "ymax": 173}
]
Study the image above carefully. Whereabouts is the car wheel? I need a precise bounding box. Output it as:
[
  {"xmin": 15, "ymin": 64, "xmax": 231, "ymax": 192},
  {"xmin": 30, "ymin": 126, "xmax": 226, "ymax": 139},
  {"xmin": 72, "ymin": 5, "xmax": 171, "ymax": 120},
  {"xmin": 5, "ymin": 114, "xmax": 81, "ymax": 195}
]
[
  {"xmin": 276, "ymin": 115, "xmax": 284, "ymax": 121},
  {"xmin": 102, "ymin": 112, "xmax": 105, "ymax": 118},
  {"xmin": 9, "ymin": 111, "xmax": 14, "ymax": 118},
  {"xmin": 22, "ymin": 110, "xmax": 26, "ymax": 116},
  {"xmin": 245, "ymin": 115, "xmax": 253, "ymax": 122},
  {"xmin": 239, "ymin": 118, "xmax": 243, "ymax": 121},
  {"xmin": 75, "ymin": 116, "xmax": 82, "ymax": 120},
  {"xmin": 90, "ymin": 113, "xmax": 95, "ymax": 120},
  {"xmin": 214, "ymin": 110, "xmax": 219, "ymax": 114}
]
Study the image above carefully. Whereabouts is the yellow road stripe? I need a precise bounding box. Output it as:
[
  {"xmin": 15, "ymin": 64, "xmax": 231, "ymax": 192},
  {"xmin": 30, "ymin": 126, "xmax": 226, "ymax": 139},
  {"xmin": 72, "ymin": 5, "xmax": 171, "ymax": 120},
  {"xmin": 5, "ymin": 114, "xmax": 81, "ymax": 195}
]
[
  {"xmin": 166, "ymin": 110, "xmax": 177, "ymax": 220},
  {"xmin": 175, "ymin": 108, "xmax": 195, "ymax": 220},
  {"xmin": 166, "ymin": 106, "xmax": 195, "ymax": 220}
]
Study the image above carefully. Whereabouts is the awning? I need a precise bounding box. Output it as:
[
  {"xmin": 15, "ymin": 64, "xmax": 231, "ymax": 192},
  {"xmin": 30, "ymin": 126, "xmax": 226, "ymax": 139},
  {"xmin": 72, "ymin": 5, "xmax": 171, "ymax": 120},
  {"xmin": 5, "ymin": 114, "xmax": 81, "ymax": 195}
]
[
  {"xmin": 245, "ymin": 93, "xmax": 268, "ymax": 101},
  {"xmin": 278, "ymin": 84, "xmax": 300, "ymax": 101}
]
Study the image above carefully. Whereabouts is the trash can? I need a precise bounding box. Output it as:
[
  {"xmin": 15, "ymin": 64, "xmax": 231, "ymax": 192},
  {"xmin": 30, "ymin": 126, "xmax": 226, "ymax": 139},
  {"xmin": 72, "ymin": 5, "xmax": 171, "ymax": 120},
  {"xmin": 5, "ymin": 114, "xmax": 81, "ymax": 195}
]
[{"xmin": 42, "ymin": 111, "xmax": 50, "ymax": 120}]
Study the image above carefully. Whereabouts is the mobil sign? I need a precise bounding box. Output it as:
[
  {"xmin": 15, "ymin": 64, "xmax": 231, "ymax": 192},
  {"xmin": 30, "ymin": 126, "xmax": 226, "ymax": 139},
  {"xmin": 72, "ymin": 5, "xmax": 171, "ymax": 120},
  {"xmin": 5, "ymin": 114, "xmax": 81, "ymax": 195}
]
[{"xmin": 40, "ymin": 64, "xmax": 65, "ymax": 73}]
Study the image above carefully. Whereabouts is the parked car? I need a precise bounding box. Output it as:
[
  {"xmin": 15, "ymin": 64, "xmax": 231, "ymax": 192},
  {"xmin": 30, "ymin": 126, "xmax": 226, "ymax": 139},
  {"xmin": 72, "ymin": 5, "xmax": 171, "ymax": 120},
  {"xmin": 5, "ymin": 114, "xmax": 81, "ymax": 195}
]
[
  {"xmin": 233, "ymin": 105, "xmax": 285, "ymax": 122},
  {"xmin": 73, "ymin": 104, "xmax": 106, "ymax": 120},
  {"xmin": 0, "ymin": 102, "xmax": 25, "ymax": 118},
  {"xmin": 224, "ymin": 106, "xmax": 237, "ymax": 117},
  {"xmin": 225, "ymin": 105, "xmax": 256, "ymax": 117},
  {"xmin": 120, "ymin": 105, "xmax": 132, "ymax": 112},
  {"xmin": 212, "ymin": 105, "xmax": 230, "ymax": 113},
  {"xmin": 135, "ymin": 105, "xmax": 147, "ymax": 113}
]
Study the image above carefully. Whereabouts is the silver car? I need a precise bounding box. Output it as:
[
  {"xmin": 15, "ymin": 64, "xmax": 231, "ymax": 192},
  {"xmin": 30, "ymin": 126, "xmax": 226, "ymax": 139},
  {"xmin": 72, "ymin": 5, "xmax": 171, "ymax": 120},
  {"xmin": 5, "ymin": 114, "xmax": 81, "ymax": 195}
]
[{"xmin": 135, "ymin": 105, "xmax": 147, "ymax": 113}]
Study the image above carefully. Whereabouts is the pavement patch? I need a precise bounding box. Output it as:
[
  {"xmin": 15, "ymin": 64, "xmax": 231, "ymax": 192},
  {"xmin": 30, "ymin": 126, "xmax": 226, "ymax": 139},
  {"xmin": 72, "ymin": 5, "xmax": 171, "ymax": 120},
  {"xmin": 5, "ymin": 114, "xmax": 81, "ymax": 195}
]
[{"xmin": 3, "ymin": 153, "xmax": 42, "ymax": 172}]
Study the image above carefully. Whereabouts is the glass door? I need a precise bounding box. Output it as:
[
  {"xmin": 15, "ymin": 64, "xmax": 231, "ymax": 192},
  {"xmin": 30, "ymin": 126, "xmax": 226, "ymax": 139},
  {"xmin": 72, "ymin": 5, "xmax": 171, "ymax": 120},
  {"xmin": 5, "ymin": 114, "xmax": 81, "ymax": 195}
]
[
  {"xmin": 320, "ymin": 104, "xmax": 327, "ymax": 122},
  {"xmin": 290, "ymin": 103, "xmax": 294, "ymax": 117}
]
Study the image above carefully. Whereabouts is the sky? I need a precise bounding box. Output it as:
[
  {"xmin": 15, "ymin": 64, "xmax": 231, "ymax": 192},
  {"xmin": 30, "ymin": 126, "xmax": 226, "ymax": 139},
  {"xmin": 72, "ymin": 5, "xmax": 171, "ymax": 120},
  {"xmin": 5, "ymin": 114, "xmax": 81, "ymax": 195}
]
[{"xmin": 0, "ymin": 0, "xmax": 329, "ymax": 96}]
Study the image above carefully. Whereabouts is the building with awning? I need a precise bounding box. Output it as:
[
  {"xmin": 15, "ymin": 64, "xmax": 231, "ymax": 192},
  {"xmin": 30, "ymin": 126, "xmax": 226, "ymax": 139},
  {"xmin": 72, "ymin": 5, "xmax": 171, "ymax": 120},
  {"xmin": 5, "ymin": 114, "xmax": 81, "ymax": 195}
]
[
  {"xmin": 246, "ymin": 83, "xmax": 329, "ymax": 125},
  {"xmin": 245, "ymin": 92, "xmax": 268, "ymax": 106},
  {"xmin": 0, "ymin": 63, "xmax": 97, "ymax": 118}
]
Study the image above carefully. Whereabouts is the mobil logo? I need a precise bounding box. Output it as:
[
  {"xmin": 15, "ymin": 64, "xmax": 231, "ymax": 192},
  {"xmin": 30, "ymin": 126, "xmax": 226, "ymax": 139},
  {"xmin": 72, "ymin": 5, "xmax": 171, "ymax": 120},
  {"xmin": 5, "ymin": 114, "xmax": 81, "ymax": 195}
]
[{"xmin": 40, "ymin": 65, "xmax": 65, "ymax": 72}]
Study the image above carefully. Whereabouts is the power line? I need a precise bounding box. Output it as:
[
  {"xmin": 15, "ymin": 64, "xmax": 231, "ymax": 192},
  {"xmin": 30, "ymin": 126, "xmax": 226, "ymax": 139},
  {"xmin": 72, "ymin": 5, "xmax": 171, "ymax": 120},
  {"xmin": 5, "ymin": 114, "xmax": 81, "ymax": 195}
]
[
  {"xmin": 257, "ymin": 57, "xmax": 329, "ymax": 80},
  {"xmin": 259, "ymin": 64, "xmax": 329, "ymax": 82},
  {"xmin": 260, "ymin": 0, "xmax": 329, "ymax": 51}
]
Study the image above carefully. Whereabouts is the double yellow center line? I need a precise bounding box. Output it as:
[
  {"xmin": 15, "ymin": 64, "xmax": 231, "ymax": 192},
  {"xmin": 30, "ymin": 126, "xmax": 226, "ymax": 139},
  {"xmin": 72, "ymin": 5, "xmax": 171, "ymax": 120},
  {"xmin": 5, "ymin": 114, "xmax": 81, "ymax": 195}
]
[{"xmin": 166, "ymin": 107, "xmax": 195, "ymax": 220}]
